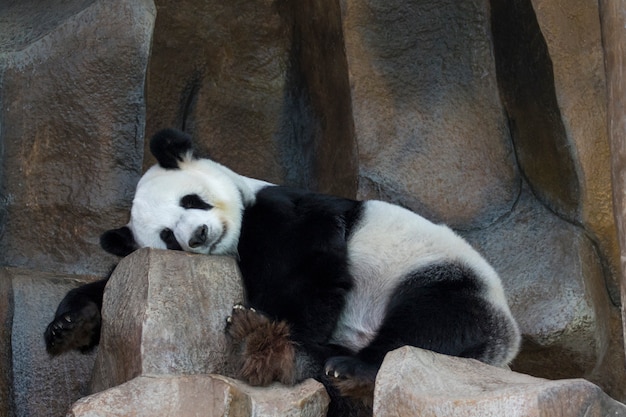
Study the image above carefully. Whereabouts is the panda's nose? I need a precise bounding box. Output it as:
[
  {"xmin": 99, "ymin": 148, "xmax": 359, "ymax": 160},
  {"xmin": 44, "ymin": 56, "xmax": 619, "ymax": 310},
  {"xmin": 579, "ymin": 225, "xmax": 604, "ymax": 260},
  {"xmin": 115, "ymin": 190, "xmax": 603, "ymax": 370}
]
[{"xmin": 189, "ymin": 225, "xmax": 208, "ymax": 248}]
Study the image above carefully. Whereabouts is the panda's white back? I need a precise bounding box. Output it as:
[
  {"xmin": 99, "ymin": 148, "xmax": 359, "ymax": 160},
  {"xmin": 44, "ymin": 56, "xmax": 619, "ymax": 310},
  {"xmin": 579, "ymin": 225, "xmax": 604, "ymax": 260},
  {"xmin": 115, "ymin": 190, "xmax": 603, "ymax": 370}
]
[{"xmin": 330, "ymin": 200, "xmax": 513, "ymax": 354}]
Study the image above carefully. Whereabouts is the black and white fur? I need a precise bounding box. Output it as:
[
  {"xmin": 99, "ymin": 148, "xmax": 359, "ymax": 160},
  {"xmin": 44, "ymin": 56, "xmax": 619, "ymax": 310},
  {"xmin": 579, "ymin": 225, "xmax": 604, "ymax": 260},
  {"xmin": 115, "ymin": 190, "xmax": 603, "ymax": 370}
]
[{"xmin": 45, "ymin": 129, "xmax": 520, "ymax": 416}]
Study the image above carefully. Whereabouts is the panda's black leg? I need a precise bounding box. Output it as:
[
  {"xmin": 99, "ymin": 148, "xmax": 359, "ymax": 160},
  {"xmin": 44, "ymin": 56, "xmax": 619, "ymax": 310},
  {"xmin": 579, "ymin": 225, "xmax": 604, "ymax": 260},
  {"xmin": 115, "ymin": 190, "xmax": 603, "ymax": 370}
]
[
  {"xmin": 325, "ymin": 264, "xmax": 496, "ymax": 404},
  {"xmin": 44, "ymin": 278, "xmax": 108, "ymax": 355}
]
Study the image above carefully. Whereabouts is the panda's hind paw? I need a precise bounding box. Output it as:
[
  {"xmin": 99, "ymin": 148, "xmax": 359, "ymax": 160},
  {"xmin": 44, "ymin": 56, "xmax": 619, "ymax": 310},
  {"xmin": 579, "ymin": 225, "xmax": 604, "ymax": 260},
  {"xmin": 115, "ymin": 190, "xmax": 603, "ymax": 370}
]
[
  {"xmin": 44, "ymin": 301, "xmax": 101, "ymax": 356},
  {"xmin": 324, "ymin": 356, "xmax": 377, "ymax": 406}
]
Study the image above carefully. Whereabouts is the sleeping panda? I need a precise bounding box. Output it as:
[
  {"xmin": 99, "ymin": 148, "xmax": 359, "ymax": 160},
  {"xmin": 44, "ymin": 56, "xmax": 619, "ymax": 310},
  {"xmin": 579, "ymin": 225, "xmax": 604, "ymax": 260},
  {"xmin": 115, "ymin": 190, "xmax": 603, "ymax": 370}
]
[{"xmin": 45, "ymin": 128, "xmax": 520, "ymax": 415}]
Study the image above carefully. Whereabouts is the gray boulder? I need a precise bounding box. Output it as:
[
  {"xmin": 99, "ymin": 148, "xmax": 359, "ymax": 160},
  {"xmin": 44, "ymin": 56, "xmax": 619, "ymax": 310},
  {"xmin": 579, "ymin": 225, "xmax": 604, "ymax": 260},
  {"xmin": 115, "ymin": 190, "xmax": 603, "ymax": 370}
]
[{"xmin": 374, "ymin": 346, "xmax": 626, "ymax": 417}]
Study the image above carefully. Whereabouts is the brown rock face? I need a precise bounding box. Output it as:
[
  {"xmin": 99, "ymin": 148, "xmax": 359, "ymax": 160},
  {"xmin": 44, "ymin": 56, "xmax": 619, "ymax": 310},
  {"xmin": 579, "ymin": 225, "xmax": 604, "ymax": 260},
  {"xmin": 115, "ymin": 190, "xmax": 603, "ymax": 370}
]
[
  {"xmin": 492, "ymin": 0, "xmax": 621, "ymax": 305},
  {"xmin": 488, "ymin": 0, "xmax": 624, "ymax": 397},
  {"xmin": 491, "ymin": 0, "xmax": 579, "ymax": 220},
  {"xmin": 0, "ymin": 274, "xmax": 12, "ymax": 417},
  {"xmin": 463, "ymin": 185, "xmax": 623, "ymax": 394},
  {"xmin": 145, "ymin": 0, "xmax": 357, "ymax": 197},
  {"xmin": 374, "ymin": 346, "xmax": 626, "ymax": 417},
  {"xmin": 0, "ymin": 0, "xmax": 155, "ymax": 276},
  {"xmin": 90, "ymin": 249, "xmax": 244, "ymax": 393},
  {"xmin": 341, "ymin": 0, "xmax": 519, "ymax": 228},
  {"xmin": 600, "ymin": 0, "xmax": 626, "ymax": 365}
]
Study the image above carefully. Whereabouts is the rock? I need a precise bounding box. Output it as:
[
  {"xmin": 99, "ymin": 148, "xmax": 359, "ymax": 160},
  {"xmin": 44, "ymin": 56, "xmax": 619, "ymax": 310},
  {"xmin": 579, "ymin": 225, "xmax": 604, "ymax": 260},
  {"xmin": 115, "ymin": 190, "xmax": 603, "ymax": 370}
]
[
  {"xmin": 601, "ymin": 0, "xmax": 626, "ymax": 401},
  {"xmin": 531, "ymin": 1, "xmax": 618, "ymax": 300},
  {"xmin": 340, "ymin": 0, "xmax": 519, "ymax": 229},
  {"xmin": 485, "ymin": 0, "xmax": 624, "ymax": 396},
  {"xmin": 0, "ymin": 270, "xmax": 13, "ymax": 417},
  {"xmin": 90, "ymin": 249, "xmax": 244, "ymax": 393},
  {"xmin": 145, "ymin": 0, "xmax": 291, "ymax": 183},
  {"xmin": 145, "ymin": 0, "xmax": 357, "ymax": 197},
  {"xmin": 491, "ymin": 0, "xmax": 620, "ymax": 306},
  {"xmin": 0, "ymin": 0, "xmax": 154, "ymax": 276},
  {"xmin": 69, "ymin": 375, "xmax": 329, "ymax": 417},
  {"xmin": 463, "ymin": 185, "xmax": 625, "ymax": 397},
  {"xmin": 288, "ymin": 0, "xmax": 358, "ymax": 197},
  {"xmin": 374, "ymin": 346, "xmax": 626, "ymax": 417},
  {"xmin": 0, "ymin": 267, "xmax": 99, "ymax": 417}
]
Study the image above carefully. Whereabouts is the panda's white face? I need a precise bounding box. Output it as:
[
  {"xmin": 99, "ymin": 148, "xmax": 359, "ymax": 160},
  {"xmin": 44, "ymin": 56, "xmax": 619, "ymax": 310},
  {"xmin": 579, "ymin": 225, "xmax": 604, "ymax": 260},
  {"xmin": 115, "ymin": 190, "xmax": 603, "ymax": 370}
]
[{"xmin": 128, "ymin": 159, "xmax": 244, "ymax": 256}]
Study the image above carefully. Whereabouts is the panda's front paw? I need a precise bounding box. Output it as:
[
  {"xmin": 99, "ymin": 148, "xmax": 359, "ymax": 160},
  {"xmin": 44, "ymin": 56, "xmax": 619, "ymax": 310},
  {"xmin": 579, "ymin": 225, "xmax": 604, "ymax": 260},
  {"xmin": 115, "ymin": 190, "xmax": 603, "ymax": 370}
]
[
  {"xmin": 324, "ymin": 356, "xmax": 377, "ymax": 405},
  {"xmin": 226, "ymin": 304, "xmax": 297, "ymax": 386},
  {"xmin": 44, "ymin": 301, "xmax": 101, "ymax": 356}
]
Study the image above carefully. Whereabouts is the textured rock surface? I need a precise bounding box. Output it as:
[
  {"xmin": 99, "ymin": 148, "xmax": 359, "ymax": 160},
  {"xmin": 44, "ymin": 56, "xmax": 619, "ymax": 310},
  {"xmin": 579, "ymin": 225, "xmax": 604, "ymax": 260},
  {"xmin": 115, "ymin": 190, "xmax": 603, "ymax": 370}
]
[
  {"xmin": 600, "ymin": 0, "xmax": 626, "ymax": 354},
  {"xmin": 0, "ymin": 271, "xmax": 13, "ymax": 417},
  {"xmin": 90, "ymin": 249, "xmax": 244, "ymax": 393},
  {"xmin": 492, "ymin": 0, "xmax": 620, "ymax": 305},
  {"xmin": 487, "ymin": 0, "xmax": 624, "ymax": 398},
  {"xmin": 374, "ymin": 346, "xmax": 626, "ymax": 417},
  {"xmin": 0, "ymin": 0, "xmax": 154, "ymax": 276},
  {"xmin": 145, "ymin": 0, "xmax": 357, "ymax": 197},
  {"xmin": 531, "ymin": 1, "xmax": 617, "ymax": 299},
  {"xmin": 144, "ymin": 0, "xmax": 292, "ymax": 182},
  {"xmin": 0, "ymin": 268, "xmax": 98, "ymax": 417},
  {"xmin": 463, "ymin": 185, "xmax": 625, "ymax": 396},
  {"xmin": 70, "ymin": 375, "xmax": 329, "ymax": 417},
  {"xmin": 340, "ymin": 0, "xmax": 519, "ymax": 229}
]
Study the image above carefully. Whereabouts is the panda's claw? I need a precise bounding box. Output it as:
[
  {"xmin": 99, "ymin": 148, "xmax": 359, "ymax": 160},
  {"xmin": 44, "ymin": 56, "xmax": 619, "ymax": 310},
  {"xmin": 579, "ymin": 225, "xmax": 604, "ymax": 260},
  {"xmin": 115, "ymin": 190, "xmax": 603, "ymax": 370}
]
[
  {"xmin": 324, "ymin": 364, "xmax": 344, "ymax": 380},
  {"xmin": 324, "ymin": 356, "xmax": 377, "ymax": 403},
  {"xmin": 226, "ymin": 304, "xmax": 270, "ymax": 341},
  {"xmin": 44, "ymin": 302, "xmax": 101, "ymax": 356}
]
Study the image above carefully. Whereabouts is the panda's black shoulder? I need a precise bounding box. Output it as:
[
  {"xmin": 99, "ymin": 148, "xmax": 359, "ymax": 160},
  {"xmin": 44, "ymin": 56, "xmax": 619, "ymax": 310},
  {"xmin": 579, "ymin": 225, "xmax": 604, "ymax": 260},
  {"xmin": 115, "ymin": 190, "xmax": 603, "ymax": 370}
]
[{"xmin": 246, "ymin": 185, "xmax": 363, "ymax": 231}]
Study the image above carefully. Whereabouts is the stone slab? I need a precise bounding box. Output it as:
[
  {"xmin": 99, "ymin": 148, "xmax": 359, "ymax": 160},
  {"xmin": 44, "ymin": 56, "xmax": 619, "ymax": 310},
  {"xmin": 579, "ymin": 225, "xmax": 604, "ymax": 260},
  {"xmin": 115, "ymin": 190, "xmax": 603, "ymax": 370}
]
[
  {"xmin": 70, "ymin": 375, "xmax": 329, "ymax": 417},
  {"xmin": 90, "ymin": 249, "xmax": 245, "ymax": 393},
  {"xmin": 374, "ymin": 346, "xmax": 626, "ymax": 417}
]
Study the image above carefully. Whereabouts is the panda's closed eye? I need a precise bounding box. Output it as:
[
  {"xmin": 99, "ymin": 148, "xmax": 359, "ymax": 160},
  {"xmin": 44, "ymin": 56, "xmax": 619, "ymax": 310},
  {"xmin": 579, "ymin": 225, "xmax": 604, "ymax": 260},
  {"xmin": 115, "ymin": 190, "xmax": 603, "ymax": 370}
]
[
  {"xmin": 160, "ymin": 228, "xmax": 183, "ymax": 251},
  {"xmin": 180, "ymin": 194, "xmax": 213, "ymax": 210}
]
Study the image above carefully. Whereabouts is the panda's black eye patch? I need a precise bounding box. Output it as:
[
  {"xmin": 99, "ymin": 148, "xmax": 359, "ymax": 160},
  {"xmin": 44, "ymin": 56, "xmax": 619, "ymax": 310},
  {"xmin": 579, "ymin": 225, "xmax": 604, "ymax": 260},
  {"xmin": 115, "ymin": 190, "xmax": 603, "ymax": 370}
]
[
  {"xmin": 160, "ymin": 228, "xmax": 182, "ymax": 251},
  {"xmin": 180, "ymin": 194, "xmax": 213, "ymax": 210}
]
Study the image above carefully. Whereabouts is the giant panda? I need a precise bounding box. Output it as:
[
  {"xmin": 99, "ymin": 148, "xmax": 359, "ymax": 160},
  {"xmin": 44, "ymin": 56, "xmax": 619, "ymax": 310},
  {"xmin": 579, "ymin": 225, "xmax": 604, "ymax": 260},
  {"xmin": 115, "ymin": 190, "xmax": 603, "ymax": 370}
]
[{"xmin": 45, "ymin": 128, "xmax": 520, "ymax": 416}]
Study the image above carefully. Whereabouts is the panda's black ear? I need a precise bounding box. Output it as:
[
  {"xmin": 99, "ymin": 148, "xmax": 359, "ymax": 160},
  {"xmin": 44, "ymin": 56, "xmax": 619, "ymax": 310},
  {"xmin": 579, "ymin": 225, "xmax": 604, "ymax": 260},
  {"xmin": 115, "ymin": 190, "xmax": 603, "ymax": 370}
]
[
  {"xmin": 150, "ymin": 128, "xmax": 194, "ymax": 169},
  {"xmin": 100, "ymin": 226, "xmax": 138, "ymax": 257}
]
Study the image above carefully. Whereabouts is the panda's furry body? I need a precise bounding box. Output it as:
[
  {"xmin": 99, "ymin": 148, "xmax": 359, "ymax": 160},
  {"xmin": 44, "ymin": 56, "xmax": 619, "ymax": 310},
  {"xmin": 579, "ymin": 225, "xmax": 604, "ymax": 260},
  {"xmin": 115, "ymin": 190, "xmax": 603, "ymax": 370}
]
[{"xmin": 45, "ymin": 129, "xmax": 520, "ymax": 416}]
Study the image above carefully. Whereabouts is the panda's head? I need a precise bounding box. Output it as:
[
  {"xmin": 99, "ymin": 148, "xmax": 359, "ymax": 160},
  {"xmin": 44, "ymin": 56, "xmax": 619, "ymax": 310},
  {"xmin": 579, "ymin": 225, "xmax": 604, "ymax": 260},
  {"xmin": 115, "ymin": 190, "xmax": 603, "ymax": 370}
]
[{"xmin": 100, "ymin": 129, "xmax": 245, "ymax": 258}]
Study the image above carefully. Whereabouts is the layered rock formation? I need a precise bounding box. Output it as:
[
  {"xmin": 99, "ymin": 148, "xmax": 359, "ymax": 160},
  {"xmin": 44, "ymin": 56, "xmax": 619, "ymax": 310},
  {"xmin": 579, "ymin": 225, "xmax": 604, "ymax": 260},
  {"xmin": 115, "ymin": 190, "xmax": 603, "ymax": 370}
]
[{"xmin": 1, "ymin": 0, "xmax": 626, "ymax": 415}]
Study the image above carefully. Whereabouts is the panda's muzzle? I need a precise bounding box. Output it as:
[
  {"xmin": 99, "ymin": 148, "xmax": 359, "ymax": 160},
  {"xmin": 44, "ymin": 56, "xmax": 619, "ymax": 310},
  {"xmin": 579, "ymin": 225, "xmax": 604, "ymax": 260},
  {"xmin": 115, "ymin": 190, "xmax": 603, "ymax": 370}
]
[{"xmin": 188, "ymin": 225, "xmax": 208, "ymax": 248}]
